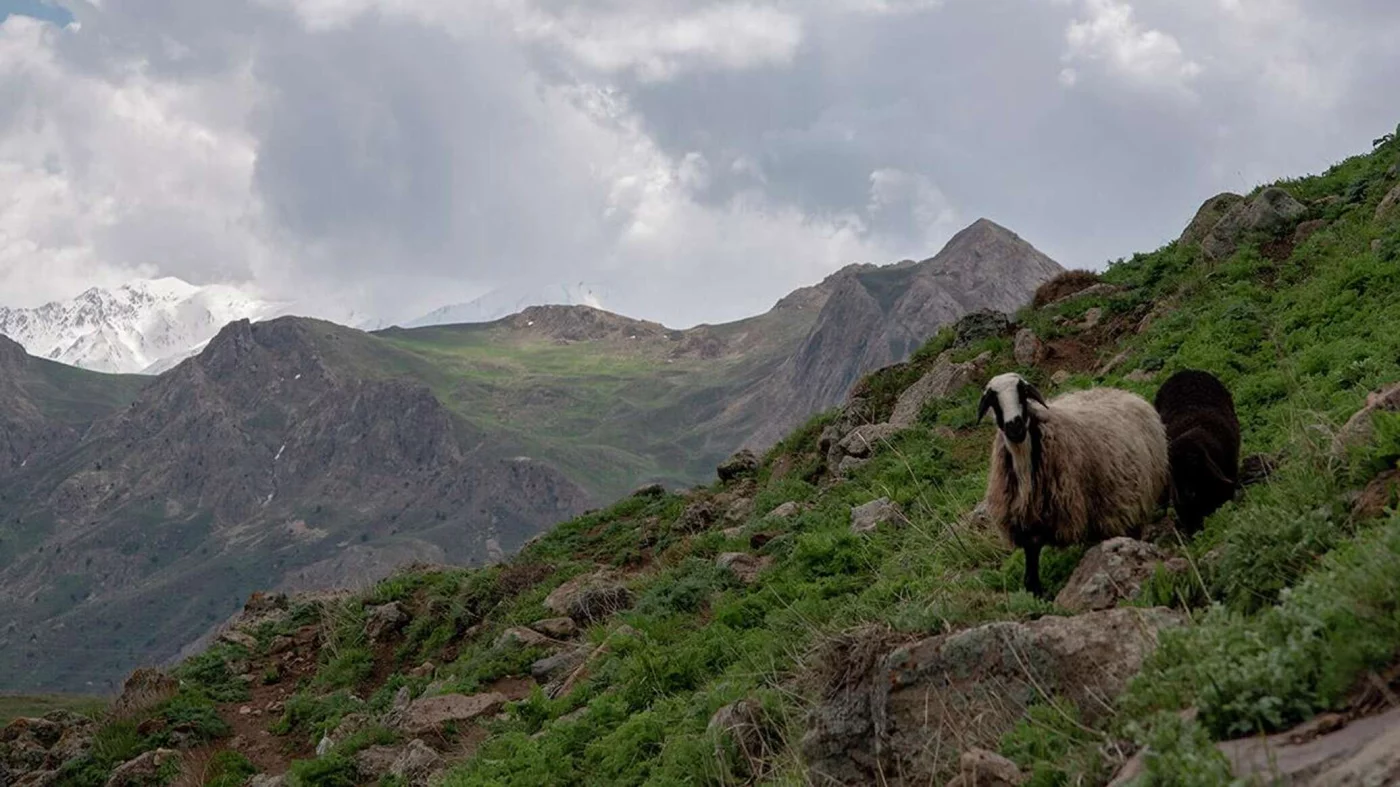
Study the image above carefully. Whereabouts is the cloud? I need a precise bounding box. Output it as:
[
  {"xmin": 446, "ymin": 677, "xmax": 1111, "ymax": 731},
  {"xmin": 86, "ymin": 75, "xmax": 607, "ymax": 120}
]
[
  {"xmin": 1, "ymin": 0, "xmax": 1399, "ymax": 327},
  {"xmin": 1060, "ymin": 0, "xmax": 1202, "ymax": 95}
]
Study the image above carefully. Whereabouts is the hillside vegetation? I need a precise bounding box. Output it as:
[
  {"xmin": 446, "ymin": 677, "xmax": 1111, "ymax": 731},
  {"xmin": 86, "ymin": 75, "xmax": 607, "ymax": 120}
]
[{"xmin": 8, "ymin": 129, "xmax": 1400, "ymax": 786}]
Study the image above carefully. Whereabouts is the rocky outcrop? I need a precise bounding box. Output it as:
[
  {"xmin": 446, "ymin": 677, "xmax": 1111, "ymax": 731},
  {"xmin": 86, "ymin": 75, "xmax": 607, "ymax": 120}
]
[
  {"xmin": 1, "ymin": 712, "xmax": 96, "ymax": 781},
  {"xmin": 1054, "ymin": 538, "xmax": 1189, "ymax": 613},
  {"xmin": 365, "ymin": 602, "xmax": 410, "ymax": 641},
  {"xmin": 111, "ymin": 669, "xmax": 179, "ymax": 718},
  {"xmin": 1199, "ymin": 187, "xmax": 1309, "ymax": 260},
  {"xmin": 1180, "ymin": 193, "xmax": 1244, "ymax": 247},
  {"xmin": 397, "ymin": 692, "xmax": 508, "ymax": 735},
  {"xmin": 888, "ymin": 351, "xmax": 991, "ymax": 429},
  {"xmin": 1377, "ymin": 184, "xmax": 1400, "ymax": 223},
  {"xmin": 717, "ymin": 450, "xmax": 760, "ymax": 483},
  {"xmin": 850, "ymin": 498, "xmax": 905, "ymax": 534},
  {"xmin": 803, "ymin": 608, "xmax": 1182, "ymax": 784},
  {"xmin": 544, "ymin": 571, "xmax": 634, "ymax": 624}
]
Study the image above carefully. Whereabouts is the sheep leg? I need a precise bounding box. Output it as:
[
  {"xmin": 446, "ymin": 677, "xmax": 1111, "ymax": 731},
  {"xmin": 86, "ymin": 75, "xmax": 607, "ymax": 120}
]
[{"xmin": 1023, "ymin": 543, "xmax": 1044, "ymax": 598}]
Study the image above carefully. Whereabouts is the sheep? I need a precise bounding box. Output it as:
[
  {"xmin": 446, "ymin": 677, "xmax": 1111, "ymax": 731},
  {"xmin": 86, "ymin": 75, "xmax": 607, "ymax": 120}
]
[
  {"xmin": 978, "ymin": 372, "xmax": 1170, "ymax": 596},
  {"xmin": 1153, "ymin": 369, "xmax": 1241, "ymax": 534}
]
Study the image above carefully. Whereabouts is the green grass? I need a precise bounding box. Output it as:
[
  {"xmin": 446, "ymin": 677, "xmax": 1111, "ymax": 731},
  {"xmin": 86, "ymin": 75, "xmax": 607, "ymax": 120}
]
[{"xmin": 0, "ymin": 693, "xmax": 105, "ymax": 724}]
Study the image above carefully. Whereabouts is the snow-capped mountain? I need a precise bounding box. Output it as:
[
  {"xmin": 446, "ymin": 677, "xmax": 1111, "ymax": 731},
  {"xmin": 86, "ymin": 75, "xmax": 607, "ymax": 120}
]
[
  {"xmin": 0, "ymin": 278, "xmax": 285, "ymax": 374},
  {"xmin": 406, "ymin": 281, "xmax": 610, "ymax": 328}
]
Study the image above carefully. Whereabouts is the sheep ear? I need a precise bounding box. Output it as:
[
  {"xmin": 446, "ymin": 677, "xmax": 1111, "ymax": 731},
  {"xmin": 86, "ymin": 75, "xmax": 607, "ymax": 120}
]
[
  {"xmin": 1020, "ymin": 380, "xmax": 1048, "ymax": 408},
  {"xmin": 977, "ymin": 389, "xmax": 996, "ymax": 423}
]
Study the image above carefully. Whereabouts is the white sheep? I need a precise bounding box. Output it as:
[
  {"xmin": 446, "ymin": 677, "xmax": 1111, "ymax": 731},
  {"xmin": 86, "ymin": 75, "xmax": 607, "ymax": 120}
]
[{"xmin": 977, "ymin": 372, "xmax": 1169, "ymax": 596}]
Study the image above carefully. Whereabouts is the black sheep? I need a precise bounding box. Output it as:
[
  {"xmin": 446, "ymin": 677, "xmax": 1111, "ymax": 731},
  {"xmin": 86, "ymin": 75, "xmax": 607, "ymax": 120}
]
[{"xmin": 1153, "ymin": 369, "xmax": 1241, "ymax": 534}]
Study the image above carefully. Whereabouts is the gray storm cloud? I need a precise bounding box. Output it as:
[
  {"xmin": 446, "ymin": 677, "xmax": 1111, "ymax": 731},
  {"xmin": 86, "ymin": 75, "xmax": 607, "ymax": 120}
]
[{"xmin": 0, "ymin": 0, "xmax": 1397, "ymax": 327}]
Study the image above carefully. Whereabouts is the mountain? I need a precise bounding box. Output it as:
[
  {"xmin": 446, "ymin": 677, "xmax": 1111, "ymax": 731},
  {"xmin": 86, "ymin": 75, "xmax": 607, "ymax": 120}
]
[
  {"xmin": 734, "ymin": 218, "xmax": 1064, "ymax": 447},
  {"xmin": 14, "ymin": 129, "xmax": 1395, "ymax": 786},
  {"xmin": 0, "ymin": 278, "xmax": 283, "ymax": 375},
  {"xmin": 406, "ymin": 281, "xmax": 611, "ymax": 328},
  {"xmin": 0, "ymin": 318, "xmax": 589, "ymax": 691},
  {"xmin": 0, "ymin": 218, "xmax": 1058, "ymax": 691}
]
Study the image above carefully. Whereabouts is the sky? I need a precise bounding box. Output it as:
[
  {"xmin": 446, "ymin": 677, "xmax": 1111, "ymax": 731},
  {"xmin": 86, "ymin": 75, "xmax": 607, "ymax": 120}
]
[{"xmin": 0, "ymin": 0, "xmax": 1397, "ymax": 328}]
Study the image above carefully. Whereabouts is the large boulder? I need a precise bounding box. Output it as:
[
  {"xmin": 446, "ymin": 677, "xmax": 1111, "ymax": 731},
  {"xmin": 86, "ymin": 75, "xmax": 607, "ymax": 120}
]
[
  {"xmin": 1377, "ymin": 183, "xmax": 1400, "ymax": 223},
  {"xmin": 544, "ymin": 571, "xmax": 634, "ymax": 624},
  {"xmin": 1201, "ymin": 187, "xmax": 1309, "ymax": 260},
  {"xmin": 1013, "ymin": 329, "xmax": 1041, "ymax": 367},
  {"xmin": 104, "ymin": 748, "xmax": 179, "ymax": 787},
  {"xmin": 717, "ymin": 450, "xmax": 760, "ymax": 483},
  {"xmin": 1179, "ymin": 193, "xmax": 1244, "ymax": 247},
  {"xmin": 397, "ymin": 693, "xmax": 508, "ymax": 736},
  {"xmin": 1055, "ymin": 538, "xmax": 1188, "ymax": 613},
  {"xmin": 953, "ymin": 310, "xmax": 1014, "ymax": 347},
  {"xmin": 803, "ymin": 608, "xmax": 1182, "ymax": 784},
  {"xmin": 888, "ymin": 351, "xmax": 991, "ymax": 429},
  {"xmin": 111, "ymin": 669, "xmax": 179, "ymax": 718},
  {"xmin": 365, "ymin": 602, "xmax": 410, "ymax": 641},
  {"xmin": 850, "ymin": 498, "xmax": 905, "ymax": 535}
]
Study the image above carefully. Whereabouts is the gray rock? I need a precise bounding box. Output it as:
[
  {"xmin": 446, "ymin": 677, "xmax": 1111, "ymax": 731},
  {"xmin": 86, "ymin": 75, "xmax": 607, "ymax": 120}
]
[
  {"xmin": 1050, "ymin": 370, "xmax": 1071, "ymax": 386},
  {"xmin": 766, "ymin": 501, "xmax": 800, "ymax": 520},
  {"xmin": 530, "ymin": 617, "xmax": 579, "ymax": 639},
  {"xmin": 354, "ymin": 744, "xmax": 402, "ymax": 780},
  {"xmin": 1202, "ymin": 187, "xmax": 1309, "ymax": 260},
  {"xmin": 716, "ymin": 553, "xmax": 773, "ymax": 585},
  {"xmin": 390, "ymin": 739, "xmax": 445, "ymax": 785},
  {"xmin": 247, "ymin": 776, "xmax": 287, "ymax": 787},
  {"xmin": 1125, "ymin": 368, "xmax": 1156, "ymax": 383},
  {"xmin": 717, "ymin": 450, "xmax": 760, "ymax": 483},
  {"xmin": 531, "ymin": 648, "xmax": 589, "ymax": 685},
  {"xmin": 1179, "ymin": 192, "xmax": 1244, "ymax": 247},
  {"xmin": 111, "ymin": 669, "xmax": 178, "ymax": 719},
  {"xmin": 1377, "ymin": 183, "xmax": 1400, "ymax": 223},
  {"xmin": 494, "ymin": 626, "xmax": 553, "ymax": 650},
  {"xmin": 676, "ymin": 499, "xmax": 719, "ymax": 533},
  {"xmin": 954, "ymin": 310, "xmax": 1014, "ymax": 347},
  {"xmin": 835, "ymin": 424, "xmax": 900, "ymax": 461},
  {"xmin": 803, "ymin": 607, "xmax": 1182, "ymax": 784},
  {"xmin": 364, "ymin": 602, "xmax": 410, "ymax": 641},
  {"xmin": 1294, "ymin": 218, "xmax": 1328, "ymax": 245},
  {"xmin": 709, "ymin": 699, "xmax": 779, "ymax": 781},
  {"xmin": 217, "ymin": 630, "xmax": 258, "ymax": 651},
  {"xmin": 544, "ymin": 570, "xmax": 634, "ymax": 624},
  {"xmin": 398, "ymin": 692, "xmax": 508, "ymax": 736},
  {"xmin": 1333, "ymin": 382, "xmax": 1400, "ymax": 457},
  {"xmin": 1080, "ymin": 307, "xmax": 1103, "ymax": 330},
  {"xmin": 1013, "ymin": 329, "xmax": 1041, "ymax": 366},
  {"xmin": 888, "ymin": 351, "xmax": 991, "ymax": 429},
  {"xmin": 104, "ymin": 748, "xmax": 178, "ymax": 787},
  {"xmin": 631, "ymin": 482, "xmax": 667, "ymax": 498},
  {"xmin": 1055, "ymin": 537, "xmax": 1188, "ymax": 613},
  {"xmin": 850, "ymin": 498, "xmax": 905, "ymax": 535}
]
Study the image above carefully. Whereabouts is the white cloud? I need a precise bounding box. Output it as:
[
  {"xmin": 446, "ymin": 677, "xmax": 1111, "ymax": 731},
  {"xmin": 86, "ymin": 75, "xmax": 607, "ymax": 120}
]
[{"xmin": 1061, "ymin": 0, "xmax": 1202, "ymax": 94}]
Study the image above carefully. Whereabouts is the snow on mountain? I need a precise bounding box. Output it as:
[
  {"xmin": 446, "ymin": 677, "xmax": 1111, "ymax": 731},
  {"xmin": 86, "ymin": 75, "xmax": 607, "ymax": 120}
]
[
  {"xmin": 406, "ymin": 281, "xmax": 610, "ymax": 328},
  {"xmin": 0, "ymin": 278, "xmax": 285, "ymax": 374}
]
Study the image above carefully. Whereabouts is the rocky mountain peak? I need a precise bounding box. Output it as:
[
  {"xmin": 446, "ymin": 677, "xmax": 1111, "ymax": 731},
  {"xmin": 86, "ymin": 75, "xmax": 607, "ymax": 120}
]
[
  {"xmin": 0, "ymin": 333, "xmax": 26, "ymax": 370},
  {"xmin": 505, "ymin": 305, "xmax": 671, "ymax": 342}
]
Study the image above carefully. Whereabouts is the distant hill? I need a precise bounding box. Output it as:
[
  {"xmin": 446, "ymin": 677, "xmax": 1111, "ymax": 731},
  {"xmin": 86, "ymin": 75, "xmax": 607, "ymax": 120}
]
[{"xmin": 0, "ymin": 218, "xmax": 1059, "ymax": 692}]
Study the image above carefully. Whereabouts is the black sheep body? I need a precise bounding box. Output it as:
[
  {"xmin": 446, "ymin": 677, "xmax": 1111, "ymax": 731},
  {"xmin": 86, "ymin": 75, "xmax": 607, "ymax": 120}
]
[{"xmin": 1154, "ymin": 370, "xmax": 1241, "ymax": 534}]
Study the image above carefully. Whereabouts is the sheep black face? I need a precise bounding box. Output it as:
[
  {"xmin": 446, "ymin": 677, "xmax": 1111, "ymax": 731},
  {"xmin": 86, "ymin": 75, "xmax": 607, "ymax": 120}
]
[{"xmin": 978, "ymin": 372, "xmax": 1047, "ymax": 444}]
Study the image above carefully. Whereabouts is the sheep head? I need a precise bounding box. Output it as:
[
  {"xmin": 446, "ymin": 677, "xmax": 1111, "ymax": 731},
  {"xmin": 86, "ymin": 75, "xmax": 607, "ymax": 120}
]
[{"xmin": 978, "ymin": 372, "xmax": 1046, "ymax": 444}]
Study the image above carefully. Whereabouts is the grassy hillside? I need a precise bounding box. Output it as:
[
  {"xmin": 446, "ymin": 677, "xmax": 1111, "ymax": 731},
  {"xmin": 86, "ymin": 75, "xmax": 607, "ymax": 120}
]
[
  {"xmin": 24, "ymin": 129, "xmax": 1400, "ymax": 786},
  {"xmin": 0, "ymin": 694, "xmax": 104, "ymax": 725}
]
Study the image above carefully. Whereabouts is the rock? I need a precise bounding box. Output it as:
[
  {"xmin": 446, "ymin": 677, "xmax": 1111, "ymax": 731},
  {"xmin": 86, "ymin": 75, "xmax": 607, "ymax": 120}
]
[
  {"xmin": 355, "ymin": 744, "xmax": 403, "ymax": 780},
  {"xmin": 217, "ymin": 630, "xmax": 258, "ymax": 651},
  {"xmin": 836, "ymin": 456, "xmax": 870, "ymax": 476},
  {"xmin": 717, "ymin": 450, "xmax": 760, "ymax": 483},
  {"xmin": 1180, "ymin": 192, "xmax": 1245, "ymax": 247},
  {"xmin": 1238, "ymin": 453, "xmax": 1278, "ymax": 487},
  {"xmin": 954, "ymin": 310, "xmax": 1014, "ymax": 347},
  {"xmin": 722, "ymin": 495, "xmax": 755, "ymax": 524},
  {"xmin": 407, "ymin": 662, "xmax": 435, "ymax": 680},
  {"xmin": 1202, "ymin": 187, "xmax": 1309, "ymax": 260},
  {"xmin": 1352, "ymin": 468, "xmax": 1400, "ymax": 520},
  {"xmin": 677, "ymin": 499, "xmax": 719, "ymax": 533},
  {"xmin": 390, "ymin": 739, "xmax": 445, "ymax": 785},
  {"xmin": 1050, "ymin": 370, "xmax": 1071, "ymax": 386},
  {"xmin": 803, "ymin": 608, "xmax": 1182, "ymax": 784},
  {"xmin": 632, "ymin": 482, "xmax": 667, "ymax": 498},
  {"xmin": 709, "ymin": 699, "xmax": 779, "ymax": 781},
  {"xmin": 945, "ymin": 749, "xmax": 1027, "ymax": 787},
  {"xmin": 766, "ymin": 501, "xmax": 800, "ymax": 520},
  {"xmin": 365, "ymin": 602, "xmax": 410, "ymax": 641},
  {"xmin": 531, "ymin": 648, "xmax": 589, "ymax": 685},
  {"xmin": 1, "ymin": 712, "xmax": 96, "ymax": 778},
  {"xmin": 1049, "ymin": 282, "xmax": 1123, "ymax": 307},
  {"xmin": 1377, "ymin": 183, "xmax": 1400, "ymax": 223},
  {"xmin": 1334, "ymin": 382, "xmax": 1400, "ymax": 457},
  {"xmin": 888, "ymin": 351, "xmax": 991, "ymax": 429},
  {"xmin": 1125, "ymin": 368, "xmax": 1155, "ymax": 383},
  {"xmin": 494, "ymin": 626, "xmax": 553, "ymax": 650},
  {"xmin": 1079, "ymin": 307, "xmax": 1103, "ymax": 330},
  {"xmin": 104, "ymin": 748, "xmax": 179, "ymax": 787},
  {"xmin": 1097, "ymin": 351, "xmax": 1130, "ymax": 377},
  {"xmin": 1013, "ymin": 329, "xmax": 1041, "ymax": 366},
  {"xmin": 1055, "ymin": 538, "xmax": 1187, "ymax": 613},
  {"xmin": 544, "ymin": 571, "xmax": 634, "ymax": 625},
  {"xmin": 1112, "ymin": 707, "xmax": 1400, "ymax": 786},
  {"xmin": 834, "ymin": 423, "xmax": 900, "ymax": 461},
  {"xmin": 721, "ymin": 526, "xmax": 745, "ymax": 539},
  {"xmin": 111, "ymin": 668, "xmax": 179, "ymax": 718},
  {"xmin": 268, "ymin": 635, "xmax": 296, "ymax": 655},
  {"xmin": 531, "ymin": 617, "xmax": 579, "ymax": 639},
  {"xmin": 1293, "ymin": 218, "xmax": 1328, "ymax": 245},
  {"xmin": 716, "ymin": 553, "xmax": 773, "ymax": 585},
  {"xmin": 850, "ymin": 497, "xmax": 905, "ymax": 535},
  {"xmin": 398, "ymin": 692, "xmax": 508, "ymax": 735}
]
